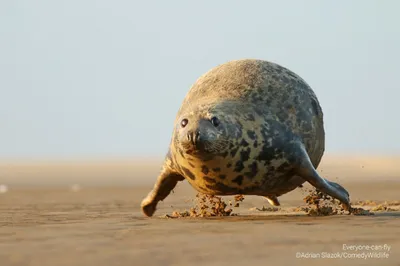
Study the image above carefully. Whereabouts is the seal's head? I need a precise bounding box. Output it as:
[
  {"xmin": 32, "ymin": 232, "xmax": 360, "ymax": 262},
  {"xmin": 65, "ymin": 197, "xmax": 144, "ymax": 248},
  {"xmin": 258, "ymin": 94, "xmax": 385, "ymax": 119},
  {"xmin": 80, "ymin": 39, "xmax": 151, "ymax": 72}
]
[
  {"xmin": 174, "ymin": 104, "xmax": 239, "ymax": 158},
  {"xmin": 176, "ymin": 111, "xmax": 226, "ymax": 156}
]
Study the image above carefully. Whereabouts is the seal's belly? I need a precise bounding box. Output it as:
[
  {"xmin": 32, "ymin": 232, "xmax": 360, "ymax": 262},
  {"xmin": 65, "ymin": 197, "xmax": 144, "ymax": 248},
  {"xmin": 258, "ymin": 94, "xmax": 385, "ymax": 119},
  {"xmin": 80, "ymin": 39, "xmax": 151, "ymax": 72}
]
[{"xmin": 179, "ymin": 156, "xmax": 299, "ymax": 196}]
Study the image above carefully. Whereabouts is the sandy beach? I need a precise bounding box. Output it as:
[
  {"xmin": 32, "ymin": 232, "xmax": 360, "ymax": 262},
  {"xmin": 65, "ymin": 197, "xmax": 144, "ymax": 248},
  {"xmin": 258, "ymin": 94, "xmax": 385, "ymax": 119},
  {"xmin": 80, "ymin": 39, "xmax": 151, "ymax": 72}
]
[{"xmin": 0, "ymin": 155, "xmax": 399, "ymax": 266}]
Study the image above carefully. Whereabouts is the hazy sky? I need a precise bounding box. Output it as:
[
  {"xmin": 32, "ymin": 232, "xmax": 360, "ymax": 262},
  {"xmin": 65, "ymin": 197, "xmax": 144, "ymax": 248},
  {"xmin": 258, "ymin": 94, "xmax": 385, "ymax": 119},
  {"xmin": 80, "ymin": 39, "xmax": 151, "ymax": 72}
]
[{"xmin": 1, "ymin": 1, "xmax": 399, "ymax": 159}]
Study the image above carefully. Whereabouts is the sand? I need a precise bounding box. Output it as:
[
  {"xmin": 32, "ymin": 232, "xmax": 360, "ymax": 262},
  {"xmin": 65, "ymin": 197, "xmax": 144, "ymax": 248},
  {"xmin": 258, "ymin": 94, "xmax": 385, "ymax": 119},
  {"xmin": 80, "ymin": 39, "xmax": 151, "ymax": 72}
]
[{"xmin": 0, "ymin": 155, "xmax": 399, "ymax": 266}]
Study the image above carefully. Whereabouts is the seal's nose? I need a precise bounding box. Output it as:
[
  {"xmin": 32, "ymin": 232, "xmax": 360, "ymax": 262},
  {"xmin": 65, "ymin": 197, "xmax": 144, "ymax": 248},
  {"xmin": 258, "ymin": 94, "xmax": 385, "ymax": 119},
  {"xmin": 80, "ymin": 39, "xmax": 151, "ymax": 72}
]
[
  {"xmin": 194, "ymin": 131, "xmax": 200, "ymax": 143},
  {"xmin": 187, "ymin": 130, "xmax": 201, "ymax": 145}
]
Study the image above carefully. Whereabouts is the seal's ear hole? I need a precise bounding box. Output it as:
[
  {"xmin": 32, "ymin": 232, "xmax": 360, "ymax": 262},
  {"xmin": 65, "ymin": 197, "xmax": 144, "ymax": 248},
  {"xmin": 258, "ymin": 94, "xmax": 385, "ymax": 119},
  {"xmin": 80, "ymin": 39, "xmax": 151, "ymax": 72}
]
[
  {"xmin": 181, "ymin": 118, "xmax": 188, "ymax": 128},
  {"xmin": 210, "ymin": 117, "xmax": 220, "ymax": 127}
]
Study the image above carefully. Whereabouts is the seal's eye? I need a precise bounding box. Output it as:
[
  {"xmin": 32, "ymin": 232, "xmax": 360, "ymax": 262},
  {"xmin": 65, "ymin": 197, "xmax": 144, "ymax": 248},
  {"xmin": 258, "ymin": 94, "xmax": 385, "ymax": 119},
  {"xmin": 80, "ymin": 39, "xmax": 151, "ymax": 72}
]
[
  {"xmin": 210, "ymin": 116, "xmax": 220, "ymax": 127},
  {"xmin": 181, "ymin": 118, "xmax": 188, "ymax": 128}
]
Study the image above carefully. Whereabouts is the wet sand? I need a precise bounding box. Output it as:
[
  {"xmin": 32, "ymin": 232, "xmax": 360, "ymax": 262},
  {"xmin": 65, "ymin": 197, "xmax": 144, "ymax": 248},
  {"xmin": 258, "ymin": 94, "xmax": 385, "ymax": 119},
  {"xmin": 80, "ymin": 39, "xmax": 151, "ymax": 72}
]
[{"xmin": 0, "ymin": 155, "xmax": 399, "ymax": 266}]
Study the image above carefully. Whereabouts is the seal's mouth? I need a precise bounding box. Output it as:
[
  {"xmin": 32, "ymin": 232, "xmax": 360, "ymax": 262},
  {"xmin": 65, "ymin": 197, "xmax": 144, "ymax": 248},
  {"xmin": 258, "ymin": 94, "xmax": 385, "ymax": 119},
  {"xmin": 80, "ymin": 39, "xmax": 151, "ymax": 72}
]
[
  {"xmin": 181, "ymin": 140, "xmax": 207, "ymax": 155},
  {"xmin": 183, "ymin": 148, "xmax": 215, "ymax": 162},
  {"xmin": 180, "ymin": 141, "xmax": 219, "ymax": 163}
]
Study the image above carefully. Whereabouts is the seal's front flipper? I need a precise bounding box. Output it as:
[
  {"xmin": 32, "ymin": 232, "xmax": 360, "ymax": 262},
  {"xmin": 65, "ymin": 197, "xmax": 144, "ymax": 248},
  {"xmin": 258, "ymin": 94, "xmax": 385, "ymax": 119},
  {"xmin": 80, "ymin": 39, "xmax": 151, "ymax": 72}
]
[
  {"xmin": 264, "ymin": 196, "xmax": 280, "ymax": 206},
  {"xmin": 141, "ymin": 167, "xmax": 184, "ymax": 217},
  {"xmin": 295, "ymin": 146, "xmax": 351, "ymax": 211}
]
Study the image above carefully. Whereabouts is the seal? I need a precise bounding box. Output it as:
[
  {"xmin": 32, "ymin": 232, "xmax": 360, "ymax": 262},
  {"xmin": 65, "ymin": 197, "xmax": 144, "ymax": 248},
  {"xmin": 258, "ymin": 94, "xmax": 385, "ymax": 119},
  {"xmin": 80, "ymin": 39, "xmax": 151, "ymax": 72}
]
[{"xmin": 141, "ymin": 59, "xmax": 351, "ymax": 217}]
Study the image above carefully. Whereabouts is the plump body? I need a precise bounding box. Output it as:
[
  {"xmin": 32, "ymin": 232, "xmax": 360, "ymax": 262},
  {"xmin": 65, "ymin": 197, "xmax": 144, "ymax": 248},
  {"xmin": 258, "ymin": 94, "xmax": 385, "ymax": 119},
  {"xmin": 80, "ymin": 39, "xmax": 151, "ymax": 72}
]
[
  {"xmin": 171, "ymin": 59, "xmax": 324, "ymax": 197},
  {"xmin": 141, "ymin": 59, "xmax": 350, "ymax": 217}
]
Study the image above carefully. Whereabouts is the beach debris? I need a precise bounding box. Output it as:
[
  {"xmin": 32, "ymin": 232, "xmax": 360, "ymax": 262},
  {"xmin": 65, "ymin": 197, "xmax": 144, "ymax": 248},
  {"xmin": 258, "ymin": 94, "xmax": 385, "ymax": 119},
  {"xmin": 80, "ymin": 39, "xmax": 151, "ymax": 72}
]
[
  {"xmin": 350, "ymin": 200, "xmax": 399, "ymax": 212},
  {"xmin": 302, "ymin": 189, "xmax": 345, "ymax": 216},
  {"xmin": 164, "ymin": 188, "xmax": 398, "ymax": 218},
  {"xmin": 371, "ymin": 205, "xmax": 397, "ymax": 212},
  {"xmin": 387, "ymin": 200, "xmax": 400, "ymax": 206},
  {"xmin": 354, "ymin": 200, "xmax": 400, "ymax": 207},
  {"xmin": 350, "ymin": 207, "xmax": 374, "ymax": 215},
  {"xmin": 249, "ymin": 206, "xmax": 280, "ymax": 212},
  {"xmin": 353, "ymin": 200, "xmax": 378, "ymax": 206},
  {"xmin": 296, "ymin": 188, "xmax": 374, "ymax": 216},
  {"xmin": 162, "ymin": 193, "xmax": 245, "ymax": 218}
]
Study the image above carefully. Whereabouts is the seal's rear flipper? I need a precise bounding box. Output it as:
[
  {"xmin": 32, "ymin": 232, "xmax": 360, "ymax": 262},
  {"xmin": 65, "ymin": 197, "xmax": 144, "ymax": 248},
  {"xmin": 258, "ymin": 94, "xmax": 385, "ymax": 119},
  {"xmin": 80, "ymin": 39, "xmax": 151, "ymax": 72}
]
[
  {"xmin": 295, "ymin": 146, "xmax": 351, "ymax": 211},
  {"xmin": 264, "ymin": 196, "xmax": 281, "ymax": 206},
  {"xmin": 141, "ymin": 167, "xmax": 184, "ymax": 217}
]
